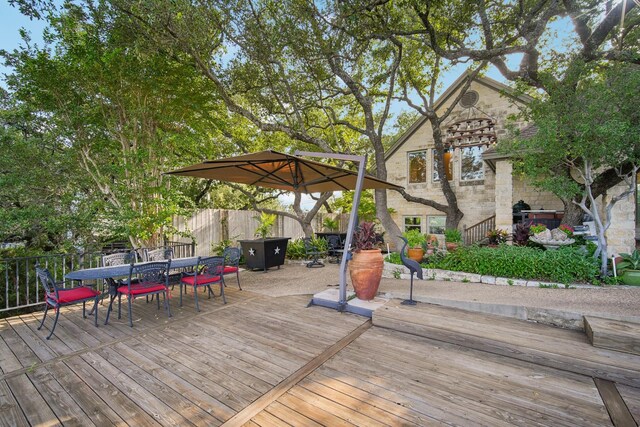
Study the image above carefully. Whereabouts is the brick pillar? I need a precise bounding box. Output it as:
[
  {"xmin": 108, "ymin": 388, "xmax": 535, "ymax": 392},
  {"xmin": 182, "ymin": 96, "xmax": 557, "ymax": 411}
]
[{"xmin": 494, "ymin": 159, "xmax": 514, "ymax": 234}]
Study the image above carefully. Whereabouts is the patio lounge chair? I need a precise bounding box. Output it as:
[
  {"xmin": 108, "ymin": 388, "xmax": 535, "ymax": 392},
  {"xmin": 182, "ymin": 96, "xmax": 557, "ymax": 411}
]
[
  {"xmin": 179, "ymin": 256, "xmax": 226, "ymax": 311},
  {"xmin": 105, "ymin": 260, "xmax": 172, "ymax": 327},
  {"xmin": 35, "ymin": 265, "xmax": 100, "ymax": 340},
  {"xmin": 222, "ymin": 246, "xmax": 242, "ymax": 290}
]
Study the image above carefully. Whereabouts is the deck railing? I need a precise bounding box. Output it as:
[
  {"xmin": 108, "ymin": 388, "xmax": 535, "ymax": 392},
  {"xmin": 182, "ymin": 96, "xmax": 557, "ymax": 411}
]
[
  {"xmin": 463, "ymin": 215, "xmax": 496, "ymax": 245},
  {"xmin": 0, "ymin": 241, "xmax": 195, "ymax": 316}
]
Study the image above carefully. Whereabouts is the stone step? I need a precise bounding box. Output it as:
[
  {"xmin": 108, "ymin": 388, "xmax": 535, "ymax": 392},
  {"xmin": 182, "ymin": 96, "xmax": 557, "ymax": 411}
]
[
  {"xmin": 585, "ymin": 316, "xmax": 640, "ymax": 356},
  {"xmin": 373, "ymin": 300, "xmax": 640, "ymax": 388}
]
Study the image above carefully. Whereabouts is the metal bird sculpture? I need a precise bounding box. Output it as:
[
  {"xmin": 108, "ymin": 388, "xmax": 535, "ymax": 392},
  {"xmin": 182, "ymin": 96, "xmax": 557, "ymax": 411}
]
[{"xmin": 398, "ymin": 236, "xmax": 424, "ymax": 306}]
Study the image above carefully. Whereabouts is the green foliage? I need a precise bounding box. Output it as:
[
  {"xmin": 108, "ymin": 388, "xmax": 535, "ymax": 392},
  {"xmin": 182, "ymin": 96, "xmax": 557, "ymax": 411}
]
[
  {"xmin": 529, "ymin": 223, "xmax": 548, "ymax": 234},
  {"xmin": 402, "ymin": 229, "xmax": 426, "ymax": 248},
  {"xmin": 618, "ymin": 250, "xmax": 640, "ymax": 271},
  {"xmin": 352, "ymin": 222, "xmax": 379, "ymax": 251},
  {"xmin": 286, "ymin": 237, "xmax": 327, "ymax": 260},
  {"xmin": 331, "ymin": 190, "xmax": 377, "ymax": 222},
  {"xmin": 444, "ymin": 228, "xmax": 462, "ymax": 243},
  {"xmin": 486, "ymin": 229, "xmax": 508, "ymax": 245},
  {"xmin": 322, "ymin": 217, "xmax": 339, "ymax": 232},
  {"xmin": 435, "ymin": 246, "xmax": 599, "ymax": 284},
  {"xmin": 254, "ymin": 212, "xmax": 277, "ymax": 239},
  {"xmin": 388, "ymin": 245, "xmax": 600, "ymax": 284},
  {"xmin": 211, "ymin": 239, "xmax": 234, "ymax": 256}
]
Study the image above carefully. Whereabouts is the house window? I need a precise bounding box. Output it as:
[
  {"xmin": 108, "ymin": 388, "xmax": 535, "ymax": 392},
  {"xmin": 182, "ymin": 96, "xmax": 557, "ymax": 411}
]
[
  {"xmin": 408, "ymin": 151, "xmax": 427, "ymax": 183},
  {"xmin": 432, "ymin": 149, "xmax": 453, "ymax": 182},
  {"xmin": 427, "ymin": 216, "xmax": 446, "ymax": 235},
  {"xmin": 404, "ymin": 216, "xmax": 422, "ymax": 232},
  {"xmin": 460, "ymin": 145, "xmax": 484, "ymax": 181}
]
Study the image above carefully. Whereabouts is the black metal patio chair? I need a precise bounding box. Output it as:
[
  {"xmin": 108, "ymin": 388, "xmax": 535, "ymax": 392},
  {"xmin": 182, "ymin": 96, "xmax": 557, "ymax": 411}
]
[
  {"xmin": 105, "ymin": 260, "xmax": 172, "ymax": 327},
  {"xmin": 35, "ymin": 265, "xmax": 100, "ymax": 340},
  {"xmin": 303, "ymin": 237, "xmax": 326, "ymax": 268},
  {"xmin": 326, "ymin": 234, "xmax": 343, "ymax": 264},
  {"xmin": 222, "ymin": 246, "xmax": 242, "ymax": 290},
  {"xmin": 179, "ymin": 256, "xmax": 226, "ymax": 312}
]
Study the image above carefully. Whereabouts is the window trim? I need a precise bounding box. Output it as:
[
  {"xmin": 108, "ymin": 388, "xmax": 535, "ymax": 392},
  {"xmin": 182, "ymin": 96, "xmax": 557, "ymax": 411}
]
[
  {"xmin": 403, "ymin": 216, "xmax": 423, "ymax": 233},
  {"xmin": 426, "ymin": 215, "xmax": 446, "ymax": 235}
]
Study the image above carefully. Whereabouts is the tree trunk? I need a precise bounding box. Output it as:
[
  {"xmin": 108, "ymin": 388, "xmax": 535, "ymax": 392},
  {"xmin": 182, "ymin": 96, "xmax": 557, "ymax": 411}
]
[
  {"xmin": 561, "ymin": 197, "xmax": 585, "ymax": 226},
  {"xmin": 375, "ymin": 188, "xmax": 403, "ymax": 251}
]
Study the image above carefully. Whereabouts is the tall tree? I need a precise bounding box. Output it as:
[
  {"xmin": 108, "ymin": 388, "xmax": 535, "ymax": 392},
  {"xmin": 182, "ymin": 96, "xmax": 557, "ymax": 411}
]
[
  {"xmin": 3, "ymin": 1, "xmax": 227, "ymax": 247},
  {"xmin": 115, "ymin": 0, "xmax": 407, "ymax": 241},
  {"xmin": 503, "ymin": 63, "xmax": 640, "ymax": 274}
]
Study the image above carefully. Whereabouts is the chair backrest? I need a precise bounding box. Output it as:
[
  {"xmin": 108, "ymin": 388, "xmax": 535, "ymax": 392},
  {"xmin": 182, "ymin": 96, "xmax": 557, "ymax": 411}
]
[
  {"xmin": 145, "ymin": 247, "xmax": 173, "ymax": 262},
  {"xmin": 129, "ymin": 260, "xmax": 171, "ymax": 287},
  {"xmin": 102, "ymin": 251, "xmax": 138, "ymax": 267},
  {"xmin": 199, "ymin": 256, "xmax": 225, "ymax": 277},
  {"xmin": 326, "ymin": 235, "xmax": 342, "ymax": 250},
  {"xmin": 222, "ymin": 247, "xmax": 241, "ymax": 267},
  {"xmin": 35, "ymin": 265, "xmax": 59, "ymax": 300}
]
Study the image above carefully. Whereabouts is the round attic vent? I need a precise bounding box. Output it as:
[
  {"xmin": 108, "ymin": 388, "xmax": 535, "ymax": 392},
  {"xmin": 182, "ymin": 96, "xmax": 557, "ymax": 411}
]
[{"xmin": 459, "ymin": 90, "xmax": 479, "ymax": 108}]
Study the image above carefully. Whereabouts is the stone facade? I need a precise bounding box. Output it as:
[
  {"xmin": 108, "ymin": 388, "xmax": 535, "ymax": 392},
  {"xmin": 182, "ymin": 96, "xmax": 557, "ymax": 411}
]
[{"xmin": 384, "ymin": 74, "xmax": 637, "ymax": 254}]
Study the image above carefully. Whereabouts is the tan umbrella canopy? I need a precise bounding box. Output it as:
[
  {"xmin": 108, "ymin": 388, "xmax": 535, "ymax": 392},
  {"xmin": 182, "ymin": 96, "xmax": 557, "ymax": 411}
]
[{"xmin": 165, "ymin": 150, "xmax": 403, "ymax": 193}]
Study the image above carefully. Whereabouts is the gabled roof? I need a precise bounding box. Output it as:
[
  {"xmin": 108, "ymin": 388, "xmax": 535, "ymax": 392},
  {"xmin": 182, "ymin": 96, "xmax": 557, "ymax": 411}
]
[{"xmin": 384, "ymin": 72, "xmax": 534, "ymax": 161}]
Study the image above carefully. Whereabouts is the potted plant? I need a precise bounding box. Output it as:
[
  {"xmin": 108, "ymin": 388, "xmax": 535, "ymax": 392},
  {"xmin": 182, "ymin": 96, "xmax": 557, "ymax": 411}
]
[
  {"xmin": 444, "ymin": 228, "xmax": 462, "ymax": 251},
  {"xmin": 402, "ymin": 229, "xmax": 426, "ymax": 262},
  {"xmin": 617, "ymin": 250, "xmax": 640, "ymax": 286},
  {"xmin": 349, "ymin": 221, "xmax": 384, "ymax": 300},
  {"xmin": 254, "ymin": 212, "xmax": 276, "ymax": 239},
  {"xmin": 239, "ymin": 212, "xmax": 290, "ymax": 272}
]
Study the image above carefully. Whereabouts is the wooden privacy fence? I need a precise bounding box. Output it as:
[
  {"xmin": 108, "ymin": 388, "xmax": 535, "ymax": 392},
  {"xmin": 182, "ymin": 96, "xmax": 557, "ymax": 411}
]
[{"xmin": 171, "ymin": 209, "xmax": 350, "ymax": 257}]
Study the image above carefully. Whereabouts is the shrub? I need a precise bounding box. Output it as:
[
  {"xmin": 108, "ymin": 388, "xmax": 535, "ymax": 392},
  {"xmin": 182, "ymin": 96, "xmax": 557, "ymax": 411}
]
[
  {"xmin": 512, "ymin": 223, "xmax": 530, "ymax": 246},
  {"xmin": 434, "ymin": 245, "xmax": 598, "ymax": 284},
  {"xmin": 352, "ymin": 222, "xmax": 379, "ymax": 251},
  {"xmin": 529, "ymin": 223, "xmax": 547, "ymax": 234},
  {"xmin": 444, "ymin": 228, "xmax": 462, "ymax": 243},
  {"xmin": 402, "ymin": 229, "xmax": 426, "ymax": 249},
  {"xmin": 286, "ymin": 237, "xmax": 327, "ymax": 260}
]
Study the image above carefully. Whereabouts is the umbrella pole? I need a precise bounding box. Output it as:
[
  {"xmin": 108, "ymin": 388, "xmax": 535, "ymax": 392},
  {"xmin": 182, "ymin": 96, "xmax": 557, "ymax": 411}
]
[{"xmin": 295, "ymin": 151, "xmax": 367, "ymax": 311}]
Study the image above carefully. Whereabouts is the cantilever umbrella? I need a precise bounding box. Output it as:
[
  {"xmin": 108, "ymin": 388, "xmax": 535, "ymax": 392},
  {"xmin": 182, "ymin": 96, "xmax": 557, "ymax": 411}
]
[
  {"xmin": 166, "ymin": 150, "xmax": 403, "ymax": 313},
  {"xmin": 165, "ymin": 150, "xmax": 402, "ymax": 193}
]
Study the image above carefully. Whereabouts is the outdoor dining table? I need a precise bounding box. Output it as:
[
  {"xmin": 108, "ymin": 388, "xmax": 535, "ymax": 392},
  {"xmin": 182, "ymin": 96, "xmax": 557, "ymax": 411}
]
[
  {"xmin": 65, "ymin": 256, "xmax": 200, "ymax": 282},
  {"xmin": 65, "ymin": 256, "xmax": 201, "ymax": 297}
]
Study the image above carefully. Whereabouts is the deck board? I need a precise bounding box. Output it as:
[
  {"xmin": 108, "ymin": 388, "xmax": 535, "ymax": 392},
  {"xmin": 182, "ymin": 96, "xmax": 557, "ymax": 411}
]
[
  {"xmin": 617, "ymin": 384, "xmax": 640, "ymax": 425},
  {"xmin": 2, "ymin": 283, "xmax": 638, "ymax": 426},
  {"xmin": 0, "ymin": 380, "xmax": 28, "ymax": 427}
]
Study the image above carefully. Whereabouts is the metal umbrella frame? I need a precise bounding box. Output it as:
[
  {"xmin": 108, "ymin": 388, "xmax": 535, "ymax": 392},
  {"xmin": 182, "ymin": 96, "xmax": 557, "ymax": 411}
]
[{"xmin": 166, "ymin": 150, "xmax": 403, "ymax": 311}]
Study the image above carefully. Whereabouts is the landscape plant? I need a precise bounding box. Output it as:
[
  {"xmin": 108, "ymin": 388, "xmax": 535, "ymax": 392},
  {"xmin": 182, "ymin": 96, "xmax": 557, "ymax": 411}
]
[
  {"xmin": 402, "ymin": 229, "xmax": 426, "ymax": 249},
  {"xmin": 388, "ymin": 245, "xmax": 599, "ymax": 284},
  {"xmin": 254, "ymin": 213, "xmax": 277, "ymax": 239}
]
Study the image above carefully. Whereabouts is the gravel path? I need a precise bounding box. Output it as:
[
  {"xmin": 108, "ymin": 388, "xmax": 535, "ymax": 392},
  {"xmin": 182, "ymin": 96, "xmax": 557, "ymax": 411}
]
[{"xmin": 239, "ymin": 262, "xmax": 640, "ymax": 322}]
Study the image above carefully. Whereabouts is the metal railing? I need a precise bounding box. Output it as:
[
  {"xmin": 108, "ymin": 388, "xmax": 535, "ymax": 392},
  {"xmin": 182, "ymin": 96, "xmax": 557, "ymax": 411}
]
[
  {"xmin": 0, "ymin": 241, "xmax": 195, "ymax": 317},
  {"xmin": 463, "ymin": 215, "xmax": 496, "ymax": 245}
]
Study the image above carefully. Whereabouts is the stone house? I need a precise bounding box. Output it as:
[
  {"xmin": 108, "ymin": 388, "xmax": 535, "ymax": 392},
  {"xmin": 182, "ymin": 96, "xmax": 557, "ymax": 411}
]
[{"xmin": 384, "ymin": 73, "xmax": 636, "ymax": 255}]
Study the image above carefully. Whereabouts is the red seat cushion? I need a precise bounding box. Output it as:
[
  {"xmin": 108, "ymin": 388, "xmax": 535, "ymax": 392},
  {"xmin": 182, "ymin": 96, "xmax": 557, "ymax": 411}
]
[
  {"xmin": 223, "ymin": 266, "xmax": 238, "ymax": 274},
  {"xmin": 117, "ymin": 283, "xmax": 167, "ymax": 295},
  {"xmin": 180, "ymin": 274, "xmax": 221, "ymax": 286},
  {"xmin": 55, "ymin": 287, "xmax": 100, "ymax": 303}
]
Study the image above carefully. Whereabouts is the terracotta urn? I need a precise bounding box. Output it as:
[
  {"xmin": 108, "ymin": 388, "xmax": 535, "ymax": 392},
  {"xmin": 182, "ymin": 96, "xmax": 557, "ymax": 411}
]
[
  {"xmin": 407, "ymin": 247, "xmax": 425, "ymax": 263},
  {"xmin": 349, "ymin": 248, "xmax": 384, "ymax": 300}
]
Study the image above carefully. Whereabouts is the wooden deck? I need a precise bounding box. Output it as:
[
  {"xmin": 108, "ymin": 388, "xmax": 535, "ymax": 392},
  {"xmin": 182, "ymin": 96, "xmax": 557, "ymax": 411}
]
[{"xmin": 0, "ymin": 286, "xmax": 638, "ymax": 426}]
